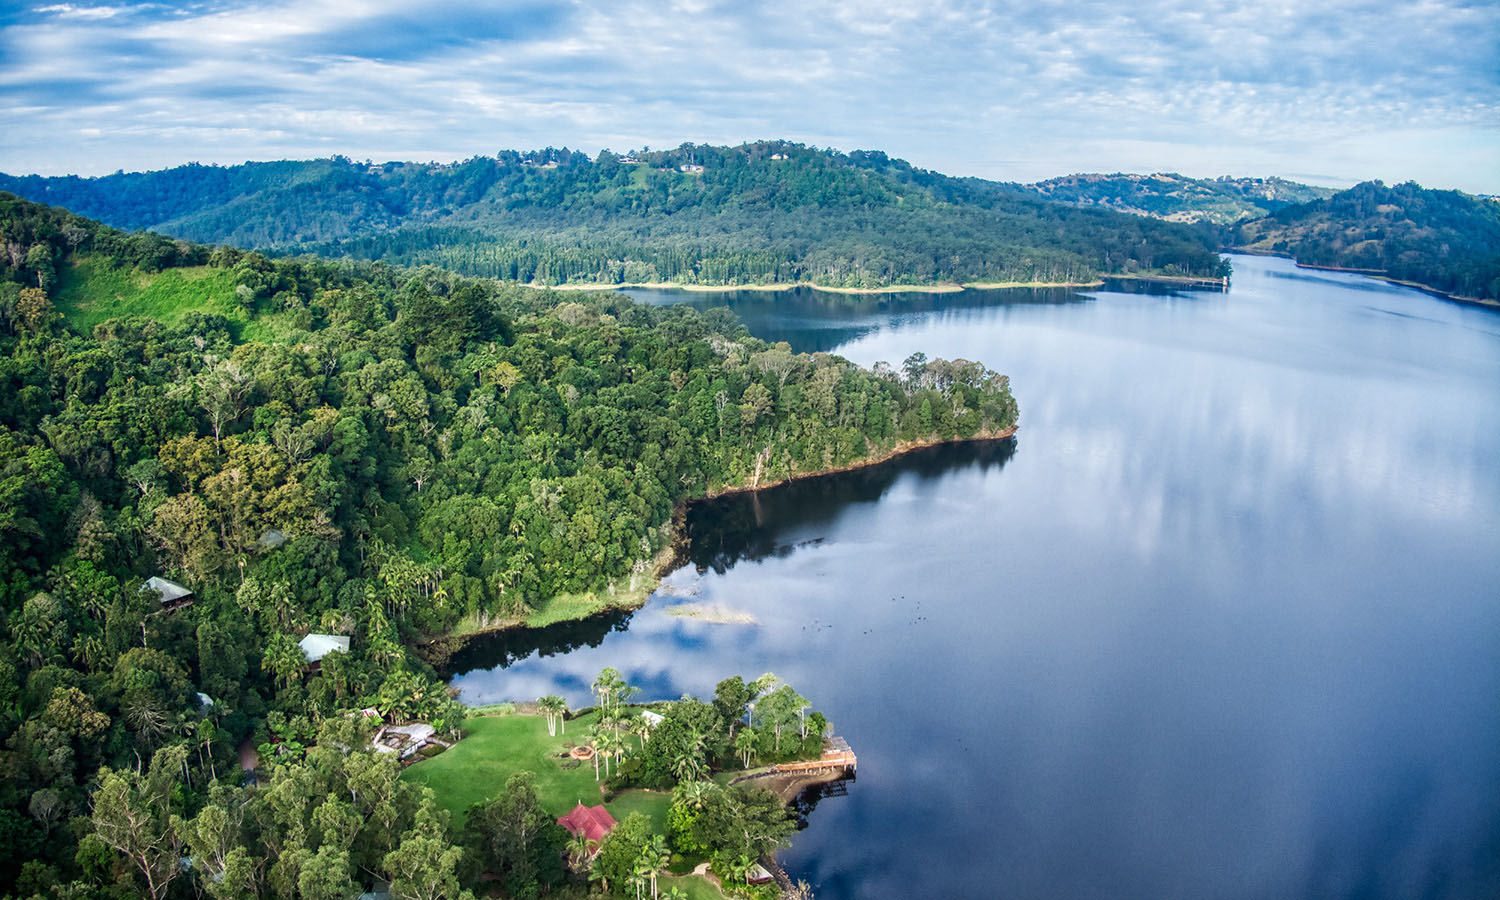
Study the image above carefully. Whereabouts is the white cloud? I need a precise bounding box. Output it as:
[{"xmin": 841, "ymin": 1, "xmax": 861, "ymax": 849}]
[
  {"xmin": 1, "ymin": 0, "xmax": 1496, "ymax": 190},
  {"xmin": 34, "ymin": 3, "xmax": 126, "ymax": 20}
]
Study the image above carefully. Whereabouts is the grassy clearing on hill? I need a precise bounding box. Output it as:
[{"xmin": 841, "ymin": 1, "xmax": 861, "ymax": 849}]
[{"xmin": 54, "ymin": 255, "xmax": 245, "ymax": 329}]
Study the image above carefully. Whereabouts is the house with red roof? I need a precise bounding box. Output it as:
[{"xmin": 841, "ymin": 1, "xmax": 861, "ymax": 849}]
[{"xmin": 557, "ymin": 802, "xmax": 617, "ymax": 850}]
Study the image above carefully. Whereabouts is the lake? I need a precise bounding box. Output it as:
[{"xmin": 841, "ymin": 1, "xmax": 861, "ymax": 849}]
[{"xmin": 449, "ymin": 255, "xmax": 1500, "ymax": 899}]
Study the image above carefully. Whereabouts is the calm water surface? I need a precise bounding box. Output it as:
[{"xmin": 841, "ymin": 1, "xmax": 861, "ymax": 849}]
[{"xmin": 451, "ymin": 255, "xmax": 1500, "ymax": 899}]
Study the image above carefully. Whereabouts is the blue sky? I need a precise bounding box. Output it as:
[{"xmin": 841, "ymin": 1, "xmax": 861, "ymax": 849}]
[{"xmin": 1, "ymin": 0, "xmax": 1496, "ymax": 191}]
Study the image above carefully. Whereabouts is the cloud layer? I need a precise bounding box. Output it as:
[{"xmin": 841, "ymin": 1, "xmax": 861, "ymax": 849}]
[{"xmin": 2, "ymin": 0, "xmax": 1497, "ymax": 190}]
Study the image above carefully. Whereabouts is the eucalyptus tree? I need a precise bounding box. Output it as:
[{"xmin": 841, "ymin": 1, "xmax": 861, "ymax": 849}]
[
  {"xmin": 713, "ymin": 676, "xmax": 754, "ymax": 738},
  {"xmin": 382, "ymin": 804, "xmax": 466, "ymax": 900},
  {"xmin": 90, "ymin": 745, "xmax": 189, "ymax": 900},
  {"xmin": 756, "ymin": 685, "xmax": 808, "ymax": 754}
]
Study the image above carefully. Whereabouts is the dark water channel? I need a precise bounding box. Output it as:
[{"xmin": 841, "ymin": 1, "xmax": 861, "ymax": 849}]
[{"xmin": 450, "ymin": 256, "xmax": 1500, "ymax": 899}]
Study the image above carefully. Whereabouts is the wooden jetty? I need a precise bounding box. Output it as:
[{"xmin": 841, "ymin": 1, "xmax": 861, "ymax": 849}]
[
  {"xmin": 732, "ymin": 735, "xmax": 857, "ymax": 786},
  {"xmin": 769, "ymin": 735, "xmax": 857, "ymax": 776}
]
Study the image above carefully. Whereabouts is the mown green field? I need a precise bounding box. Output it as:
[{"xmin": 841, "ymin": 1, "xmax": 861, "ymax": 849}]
[
  {"xmin": 658, "ymin": 874, "xmax": 727, "ymax": 900},
  {"xmin": 400, "ymin": 711, "xmax": 671, "ymax": 830}
]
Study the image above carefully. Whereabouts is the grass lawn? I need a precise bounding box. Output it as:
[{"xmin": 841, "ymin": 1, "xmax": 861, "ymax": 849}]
[
  {"xmin": 402, "ymin": 712, "xmax": 603, "ymax": 822},
  {"xmin": 401, "ymin": 712, "xmax": 670, "ymax": 831},
  {"xmin": 660, "ymin": 874, "xmax": 727, "ymax": 900},
  {"xmin": 603, "ymin": 788, "xmax": 671, "ymax": 833}
]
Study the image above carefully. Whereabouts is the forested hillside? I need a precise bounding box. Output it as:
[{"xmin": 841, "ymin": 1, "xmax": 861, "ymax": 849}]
[
  {"xmin": 0, "ymin": 143, "xmax": 1230, "ymax": 288},
  {"xmin": 1236, "ymin": 181, "xmax": 1500, "ymax": 300},
  {"xmin": 1022, "ymin": 172, "xmax": 1334, "ymax": 224},
  {"xmin": 0, "ymin": 193, "xmax": 1016, "ymax": 898}
]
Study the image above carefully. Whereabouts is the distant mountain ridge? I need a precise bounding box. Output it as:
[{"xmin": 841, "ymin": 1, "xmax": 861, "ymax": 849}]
[
  {"xmin": 1020, "ymin": 172, "xmax": 1336, "ymax": 224},
  {"xmin": 8, "ymin": 147, "xmax": 1490, "ymax": 301},
  {"xmin": 0, "ymin": 143, "xmax": 1231, "ymax": 288}
]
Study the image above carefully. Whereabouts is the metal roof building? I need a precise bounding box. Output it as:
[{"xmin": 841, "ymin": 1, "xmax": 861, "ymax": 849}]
[{"xmin": 298, "ymin": 633, "xmax": 350, "ymax": 664}]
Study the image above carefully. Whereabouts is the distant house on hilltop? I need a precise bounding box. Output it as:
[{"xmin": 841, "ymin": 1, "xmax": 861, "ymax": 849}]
[
  {"xmin": 298, "ymin": 633, "xmax": 350, "ymax": 671},
  {"xmin": 769, "ymin": 153, "xmax": 787, "ymax": 160},
  {"xmin": 141, "ymin": 576, "xmax": 194, "ymax": 612},
  {"xmin": 679, "ymin": 164, "xmax": 704, "ymax": 173}
]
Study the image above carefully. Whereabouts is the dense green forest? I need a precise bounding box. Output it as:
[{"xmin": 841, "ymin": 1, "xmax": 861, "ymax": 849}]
[
  {"xmin": 0, "ymin": 143, "xmax": 1230, "ymax": 288},
  {"xmin": 0, "ymin": 192, "xmax": 1016, "ymax": 900},
  {"xmin": 1235, "ymin": 181, "xmax": 1500, "ymax": 300},
  {"xmin": 1022, "ymin": 173, "xmax": 1334, "ymax": 224}
]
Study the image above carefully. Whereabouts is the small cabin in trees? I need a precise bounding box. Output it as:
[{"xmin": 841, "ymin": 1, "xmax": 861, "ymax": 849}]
[
  {"xmin": 298, "ymin": 633, "xmax": 350, "ymax": 672},
  {"xmin": 141, "ymin": 576, "xmax": 194, "ymax": 612}
]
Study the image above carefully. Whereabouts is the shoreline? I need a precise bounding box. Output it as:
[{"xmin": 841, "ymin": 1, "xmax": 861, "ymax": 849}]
[
  {"xmin": 522, "ymin": 273, "xmax": 1245, "ymax": 296},
  {"xmin": 1230, "ymin": 248, "xmax": 1499, "ymax": 310},
  {"xmin": 698, "ymin": 426, "xmax": 1019, "ymax": 501},
  {"xmin": 1104, "ymin": 272, "xmax": 1228, "ymax": 288},
  {"xmin": 417, "ymin": 427, "xmax": 1019, "ymax": 656},
  {"xmin": 528, "ymin": 279, "xmax": 1109, "ymax": 295}
]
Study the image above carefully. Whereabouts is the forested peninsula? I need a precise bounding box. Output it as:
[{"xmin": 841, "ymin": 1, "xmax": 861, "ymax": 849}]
[
  {"xmin": 1235, "ymin": 180, "xmax": 1500, "ymax": 301},
  {"xmin": 0, "ymin": 142, "xmax": 1230, "ymax": 289},
  {"xmin": 0, "ymin": 192, "xmax": 1016, "ymax": 898}
]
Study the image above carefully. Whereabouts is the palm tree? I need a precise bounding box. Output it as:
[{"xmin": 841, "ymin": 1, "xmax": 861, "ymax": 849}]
[
  {"xmin": 673, "ymin": 780, "xmax": 716, "ymax": 812},
  {"xmin": 669, "ymin": 729, "xmax": 707, "ymax": 783},
  {"xmin": 734, "ymin": 728, "xmax": 758, "ymax": 769},
  {"xmin": 592, "ymin": 667, "xmax": 623, "ymax": 712},
  {"xmin": 642, "ymin": 834, "xmax": 669, "ymax": 899},
  {"xmin": 263, "ymin": 633, "xmax": 306, "ymax": 691},
  {"xmin": 722, "ymin": 853, "xmax": 755, "ymax": 886},
  {"xmin": 538, "ymin": 694, "xmax": 566, "ymax": 737},
  {"xmin": 566, "ymin": 829, "xmax": 596, "ymax": 874},
  {"xmin": 586, "ymin": 725, "xmax": 604, "ymax": 781},
  {"xmin": 630, "ymin": 711, "xmax": 653, "ymax": 748},
  {"xmin": 597, "ymin": 727, "xmax": 626, "ymax": 778}
]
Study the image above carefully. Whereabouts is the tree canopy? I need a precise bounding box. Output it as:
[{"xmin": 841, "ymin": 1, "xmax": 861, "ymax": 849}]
[
  {"xmin": 0, "ymin": 192, "xmax": 1009, "ymax": 899},
  {"xmin": 1236, "ymin": 180, "xmax": 1500, "ymax": 300},
  {"xmin": 0, "ymin": 142, "xmax": 1232, "ymax": 289}
]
